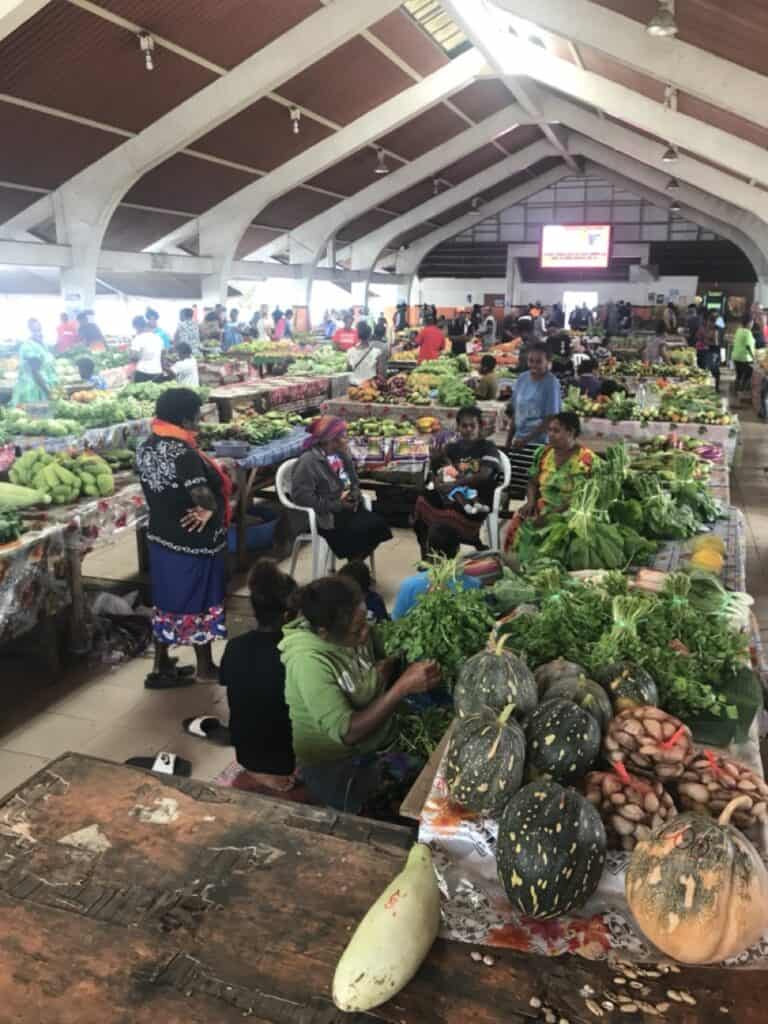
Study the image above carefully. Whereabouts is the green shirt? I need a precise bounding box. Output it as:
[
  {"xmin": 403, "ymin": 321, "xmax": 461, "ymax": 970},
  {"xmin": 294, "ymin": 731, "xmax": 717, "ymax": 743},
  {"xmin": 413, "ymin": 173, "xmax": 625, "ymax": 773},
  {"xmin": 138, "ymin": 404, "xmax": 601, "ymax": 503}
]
[
  {"xmin": 11, "ymin": 338, "xmax": 57, "ymax": 407},
  {"xmin": 476, "ymin": 371, "xmax": 499, "ymax": 401},
  {"xmin": 279, "ymin": 620, "xmax": 391, "ymax": 764},
  {"xmin": 732, "ymin": 327, "xmax": 756, "ymax": 364}
]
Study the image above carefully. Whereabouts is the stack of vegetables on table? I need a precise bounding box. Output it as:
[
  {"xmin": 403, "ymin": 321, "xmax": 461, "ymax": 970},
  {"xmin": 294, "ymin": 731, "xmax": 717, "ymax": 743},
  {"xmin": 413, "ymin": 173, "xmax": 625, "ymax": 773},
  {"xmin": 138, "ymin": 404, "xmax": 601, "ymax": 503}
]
[
  {"xmin": 347, "ymin": 355, "xmax": 476, "ymax": 408},
  {"xmin": 286, "ymin": 345, "xmax": 347, "ymax": 376},
  {"xmin": 564, "ymin": 380, "xmax": 735, "ymax": 427},
  {"xmin": 9, "ymin": 448, "xmax": 115, "ymax": 503},
  {"xmin": 198, "ymin": 411, "xmax": 306, "ymax": 448}
]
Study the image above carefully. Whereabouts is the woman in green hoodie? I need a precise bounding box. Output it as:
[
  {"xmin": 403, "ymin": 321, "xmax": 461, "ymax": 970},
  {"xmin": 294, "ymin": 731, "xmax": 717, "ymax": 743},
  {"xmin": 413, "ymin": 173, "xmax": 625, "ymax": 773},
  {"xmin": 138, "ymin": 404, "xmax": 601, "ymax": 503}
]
[{"xmin": 279, "ymin": 575, "xmax": 441, "ymax": 813}]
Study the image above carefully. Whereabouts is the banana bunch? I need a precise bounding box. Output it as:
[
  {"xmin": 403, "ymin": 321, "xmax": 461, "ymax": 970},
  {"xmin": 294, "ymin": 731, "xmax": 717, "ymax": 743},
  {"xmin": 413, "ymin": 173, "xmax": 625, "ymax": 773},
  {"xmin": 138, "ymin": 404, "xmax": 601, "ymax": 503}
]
[{"xmin": 9, "ymin": 448, "xmax": 115, "ymax": 504}]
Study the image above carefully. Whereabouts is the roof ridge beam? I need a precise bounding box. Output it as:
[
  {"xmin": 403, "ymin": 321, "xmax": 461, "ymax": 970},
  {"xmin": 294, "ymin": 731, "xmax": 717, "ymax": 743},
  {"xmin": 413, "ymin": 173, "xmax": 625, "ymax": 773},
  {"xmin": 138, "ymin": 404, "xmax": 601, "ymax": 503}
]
[
  {"xmin": 343, "ymin": 138, "xmax": 557, "ymax": 271},
  {"xmin": 489, "ymin": 0, "xmax": 768, "ymax": 131}
]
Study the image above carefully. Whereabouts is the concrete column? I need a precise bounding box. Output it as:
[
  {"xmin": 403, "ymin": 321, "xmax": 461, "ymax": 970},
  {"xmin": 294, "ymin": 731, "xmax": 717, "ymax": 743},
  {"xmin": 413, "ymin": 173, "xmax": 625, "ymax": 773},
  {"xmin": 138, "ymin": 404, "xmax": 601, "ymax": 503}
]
[
  {"xmin": 756, "ymin": 279, "xmax": 768, "ymax": 307},
  {"xmin": 505, "ymin": 248, "xmax": 521, "ymax": 308}
]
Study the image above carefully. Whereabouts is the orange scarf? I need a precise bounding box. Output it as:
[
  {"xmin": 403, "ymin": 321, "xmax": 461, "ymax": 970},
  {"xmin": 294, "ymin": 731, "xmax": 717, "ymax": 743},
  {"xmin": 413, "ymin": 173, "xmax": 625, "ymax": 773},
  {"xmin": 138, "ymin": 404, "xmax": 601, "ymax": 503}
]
[{"xmin": 151, "ymin": 418, "xmax": 233, "ymax": 526}]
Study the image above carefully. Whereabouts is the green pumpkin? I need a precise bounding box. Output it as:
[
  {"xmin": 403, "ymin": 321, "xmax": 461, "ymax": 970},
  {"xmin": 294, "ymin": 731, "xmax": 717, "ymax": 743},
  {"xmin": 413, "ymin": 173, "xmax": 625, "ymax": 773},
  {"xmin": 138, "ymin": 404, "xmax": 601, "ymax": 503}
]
[
  {"xmin": 541, "ymin": 675, "xmax": 614, "ymax": 734},
  {"xmin": 525, "ymin": 699, "xmax": 601, "ymax": 785},
  {"xmin": 533, "ymin": 659, "xmax": 586, "ymax": 696},
  {"xmin": 445, "ymin": 704, "xmax": 526, "ymax": 818},
  {"xmin": 454, "ymin": 636, "xmax": 537, "ymax": 723},
  {"xmin": 594, "ymin": 662, "xmax": 659, "ymax": 712},
  {"xmin": 497, "ymin": 780, "xmax": 607, "ymax": 919}
]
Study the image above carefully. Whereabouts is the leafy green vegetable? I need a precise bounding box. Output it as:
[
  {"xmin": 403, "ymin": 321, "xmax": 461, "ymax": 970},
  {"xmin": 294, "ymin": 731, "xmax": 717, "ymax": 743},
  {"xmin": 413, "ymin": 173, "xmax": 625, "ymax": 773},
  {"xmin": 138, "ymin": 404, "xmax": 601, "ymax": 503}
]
[
  {"xmin": 382, "ymin": 556, "xmax": 494, "ymax": 688},
  {"xmin": 389, "ymin": 705, "xmax": 454, "ymax": 759}
]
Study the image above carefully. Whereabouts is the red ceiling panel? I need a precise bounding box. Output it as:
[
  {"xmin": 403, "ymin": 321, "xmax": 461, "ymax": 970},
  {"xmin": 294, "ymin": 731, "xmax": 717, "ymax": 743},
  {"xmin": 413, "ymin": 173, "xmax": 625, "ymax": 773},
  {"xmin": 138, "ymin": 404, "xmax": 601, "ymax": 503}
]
[
  {"xmin": 370, "ymin": 10, "xmax": 448, "ymax": 76},
  {"xmin": 275, "ymin": 36, "xmax": 414, "ymax": 125},
  {"xmin": 102, "ymin": 206, "xmax": 191, "ymax": 252},
  {"xmin": 496, "ymin": 124, "xmax": 544, "ymax": 155},
  {"xmin": 307, "ymin": 148, "xmax": 405, "ymax": 196},
  {"xmin": 124, "ymin": 154, "xmax": 256, "ymax": 213},
  {"xmin": 0, "ymin": 4, "xmax": 216, "ymax": 133},
  {"xmin": 450, "ymin": 79, "xmax": 517, "ymax": 122},
  {"xmin": 235, "ymin": 226, "xmax": 283, "ymax": 259},
  {"xmin": 337, "ymin": 209, "xmax": 395, "ymax": 243},
  {"xmin": 377, "ymin": 103, "xmax": 469, "ymax": 161},
  {"xmin": 92, "ymin": 0, "xmax": 322, "ymax": 70},
  {"xmin": 0, "ymin": 186, "xmax": 39, "ymax": 223},
  {"xmin": 0, "ymin": 102, "xmax": 120, "ymax": 189},
  {"xmin": 578, "ymin": 45, "xmax": 665, "ymax": 102},
  {"xmin": 255, "ymin": 188, "xmax": 339, "ymax": 231},
  {"xmin": 440, "ymin": 144, "xmax": 508, "ymax": 184},
  {"xmin": 385, "ymin": 180, "xmax": 441, "ymax": 216},
  {"xmin": 193, "ymin": 97, "xmax": 333, "ymax": 172},
  {"xmin": 678, "ymin": 94, "xmax": 768, "ymax": 152}
]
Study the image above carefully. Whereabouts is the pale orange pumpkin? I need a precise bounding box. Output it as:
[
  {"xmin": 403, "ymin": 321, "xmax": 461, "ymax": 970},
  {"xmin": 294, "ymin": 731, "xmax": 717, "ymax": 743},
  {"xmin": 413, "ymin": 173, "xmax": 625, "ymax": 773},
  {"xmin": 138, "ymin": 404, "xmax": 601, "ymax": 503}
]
[{"xmin": 626, "ymin": 796, "xmax": 768, "ymax": 964}]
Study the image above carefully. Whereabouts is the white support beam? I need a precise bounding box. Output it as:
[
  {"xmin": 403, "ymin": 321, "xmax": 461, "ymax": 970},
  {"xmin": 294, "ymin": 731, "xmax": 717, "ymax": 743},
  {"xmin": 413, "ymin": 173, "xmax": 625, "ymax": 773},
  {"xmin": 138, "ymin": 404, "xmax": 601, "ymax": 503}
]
[
  {"xmin": 543, "ymin": 97, "xmax": 768, "ymax": 224},
  {"xmin": 252, "ymin": 102, "xmax": 529, "ymax": 265},
  {"xmin": 583, "ymin": 161, "xmax": 768, "ymax": 280},
  {"xmin": 145, "ymin": 48, "xmax": 487, "ymax": 261},
  {"xmin": 344, "ymin": 139, "xmax": 557, "ymax": 271},
  {"xmin": 0, "ymin": 0, "xmax": 48, "ymax": 40},
  {"xmin": 0, "ymin": 239, "xmax": 70, "ymax": 267},
  {"xmin": 391, "ymin": 166, "xmax": 571, "ymax": 278},
  {"xmin": 0, "ymin": 0, "xmax": 404, "ymax": 307},
  {"xmin": 467, "ymin": 26, "xmax": 768, "ymax": 190},
  {"xmin": 489, "ymin": 0, "xmax": 768, "ymax": 131}
]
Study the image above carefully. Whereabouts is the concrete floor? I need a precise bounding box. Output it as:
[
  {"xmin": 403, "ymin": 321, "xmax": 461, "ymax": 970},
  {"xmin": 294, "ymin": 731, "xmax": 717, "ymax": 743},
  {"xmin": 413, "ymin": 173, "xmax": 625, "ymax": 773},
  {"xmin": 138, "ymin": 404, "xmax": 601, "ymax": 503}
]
[{"xmin": 1, "ymin": 397, "xmax": 766, "ymax": 800}]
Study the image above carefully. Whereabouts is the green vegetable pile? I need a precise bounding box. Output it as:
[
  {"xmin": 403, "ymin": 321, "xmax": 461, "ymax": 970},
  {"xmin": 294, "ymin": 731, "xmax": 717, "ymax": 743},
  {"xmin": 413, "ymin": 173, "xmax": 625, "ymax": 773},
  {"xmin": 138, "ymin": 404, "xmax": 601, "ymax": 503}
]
[
  {"xmin": 496, "ymin": 569, "xmax": 749, "ymax": 724},
  {"xmin": 382, "ymin": 556, "xmax": 494, "ymax": 688},
  {"xmin": 347, "ymin": 419, "xmax": 414, "ymax": 438},
  {"xmin": 10, "ymin": 448, "xmax": 114, "ymax": 503},
  {"xmin": 390, "ymin": 705, "xmax": 454, "ymax": 759},
  {"xmin": 287, "ymin": 346, "xmax": 347, "ymax": 376},
  {"xmin": 0, "ymin": 508, "xmax": 26, "ymax": 544},
  {"xmin": 436, "ymin": 376, "xmax": 475, "ymax": 407}
]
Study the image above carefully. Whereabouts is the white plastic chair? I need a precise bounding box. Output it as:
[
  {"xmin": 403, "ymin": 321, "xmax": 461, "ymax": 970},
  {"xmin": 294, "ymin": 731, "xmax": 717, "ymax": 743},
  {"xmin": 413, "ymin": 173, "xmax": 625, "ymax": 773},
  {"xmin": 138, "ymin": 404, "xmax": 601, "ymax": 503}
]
[
  {"xmin": 484, "ymin": 450, "xmax": 512, "ymax": 551},
  {"xmin": 276, "ymin": 458, "xmax": 376, "ymax": 581}
]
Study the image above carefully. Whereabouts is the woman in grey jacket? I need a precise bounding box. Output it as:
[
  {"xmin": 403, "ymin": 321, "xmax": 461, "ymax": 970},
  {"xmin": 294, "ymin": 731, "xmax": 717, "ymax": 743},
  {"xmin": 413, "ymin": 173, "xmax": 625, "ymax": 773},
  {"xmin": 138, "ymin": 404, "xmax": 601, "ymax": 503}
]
[{"xmin": 291, "ymin": 416, "xmax": 392, "ymax": 560}]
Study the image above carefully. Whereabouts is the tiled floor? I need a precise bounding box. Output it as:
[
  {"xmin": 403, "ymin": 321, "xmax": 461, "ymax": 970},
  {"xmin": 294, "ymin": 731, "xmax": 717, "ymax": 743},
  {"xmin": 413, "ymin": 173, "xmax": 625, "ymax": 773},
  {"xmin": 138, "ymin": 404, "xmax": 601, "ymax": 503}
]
[{"xmin": 2, "ymin": 395, "xmax": 767, "ymax": 800}]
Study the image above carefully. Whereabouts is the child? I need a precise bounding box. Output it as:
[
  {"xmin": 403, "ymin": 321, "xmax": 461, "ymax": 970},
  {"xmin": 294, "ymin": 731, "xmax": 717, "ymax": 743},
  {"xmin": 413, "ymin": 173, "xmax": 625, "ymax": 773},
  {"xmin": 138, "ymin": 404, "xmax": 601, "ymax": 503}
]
[
  {"xmin": 338, "ymin": 561, "xmax": 389, "ymax": 623},
  {"xmin": 475, "ymin": 354, "xmax": 499, "ymax": 401},
  {"xmin": 576, "ymin": 358, "xmax": 601, "ymax": 399},
  {"xmin": 172, "ymin": 341, "xmax": 199, "ymax": 386},
  {"xmin": 75, "ymin": 357, "xmax": 107, "ymax": 390},
  {"xmin": 426, "ymin": 457, "xmax": 489, "ymax": 517}
]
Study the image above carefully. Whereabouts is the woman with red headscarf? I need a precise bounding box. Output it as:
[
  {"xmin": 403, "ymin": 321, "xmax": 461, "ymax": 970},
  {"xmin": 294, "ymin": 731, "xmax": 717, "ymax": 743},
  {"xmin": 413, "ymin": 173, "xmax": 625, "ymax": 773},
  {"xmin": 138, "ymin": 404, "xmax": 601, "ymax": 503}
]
[
  {"xmin": 136, "ymin": 387, "xmax": 232, "ymax": 688},
  {"xmin": 291, "ymin": 416, "xmax": 392, "ymax": 561}
]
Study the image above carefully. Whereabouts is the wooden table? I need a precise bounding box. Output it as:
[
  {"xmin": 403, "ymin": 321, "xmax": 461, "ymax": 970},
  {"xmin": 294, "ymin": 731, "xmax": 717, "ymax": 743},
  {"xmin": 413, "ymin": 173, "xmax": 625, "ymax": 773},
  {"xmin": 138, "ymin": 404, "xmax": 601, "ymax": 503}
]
[{"xmin": 1, "ymin": 754, "xmax": 764, "ymax": 1023}]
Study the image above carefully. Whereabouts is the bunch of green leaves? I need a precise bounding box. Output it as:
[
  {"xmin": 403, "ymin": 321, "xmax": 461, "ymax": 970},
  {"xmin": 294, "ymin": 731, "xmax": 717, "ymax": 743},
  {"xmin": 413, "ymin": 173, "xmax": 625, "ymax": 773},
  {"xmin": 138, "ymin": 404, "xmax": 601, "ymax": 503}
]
[
  {"xmin": 382, "ymin": 556, "xmax": 494, "ymax": 688},
  {"xmin": 389, "ymin": 705, "xmax": 454, "ymax": 759},
  {"xmin": 436, "ymin": 376, "xmax": 475, "ymax": 407}
]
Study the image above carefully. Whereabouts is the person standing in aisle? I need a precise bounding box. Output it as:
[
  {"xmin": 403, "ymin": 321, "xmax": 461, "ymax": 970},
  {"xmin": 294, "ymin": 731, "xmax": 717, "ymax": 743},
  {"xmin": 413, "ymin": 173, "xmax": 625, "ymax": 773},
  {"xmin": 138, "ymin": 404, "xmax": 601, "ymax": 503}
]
[
  {"xmin": 415, "ymin": 315, "xmax": 449, "ymax": 362},
  {"xmin": 172, "ymin": 342, "xmax": 199, "ymax": 387},
  {"xmin": 505, "ymin": 343, "xmax": 561, "ymax": 498},
  {"xmin": 174, "ymin": 307, "xmax": 201, "ymax": 355},
  {"xmin": 131, "ymin": 315, "xmax": 166, "ymax": 383},
  {"xmin": 11, "ymin": 318, "xmax": 57, "ymax": 407},
  {"xmin": 663, "ymin": 302, "xmax": 678, "ymax": 334},
  {"xmin": 77, "ymin": 310, "xmax": 104, "ymax": 345},
  {"xmin": 146, "ymin": 308, "xmax": 171, "ymax": 350},
  {"xmin": 283, "ymin": 309, "xmax": 295, "ymax": 340},
  {"xmin": 346, "ymin": 321, "xmax": 382, "ymax": 385},
  {"xmin": 332, "ymin": 314, "xmax": 358, "ymax": 353},
  {"xmin": 732, "ymin": 313, "xmax": 756, "ymax": 392},
  {"xmin": 272, "ymin": 308, "xmax": 287, "ymax": 340},
  {"xmin": 686, "ymin": 304, "xmax": 701, "ymax": 347},
  {"xmin": 373, "ymin": 314, "xmax": 388, "ymax": 343},
  {"xmin": 222, "ymin": 309, "xmax": 242, "ymax": 352},
  {"xmin": 55, "ymin": 312, "xmax": 79, "ymax": 354}
]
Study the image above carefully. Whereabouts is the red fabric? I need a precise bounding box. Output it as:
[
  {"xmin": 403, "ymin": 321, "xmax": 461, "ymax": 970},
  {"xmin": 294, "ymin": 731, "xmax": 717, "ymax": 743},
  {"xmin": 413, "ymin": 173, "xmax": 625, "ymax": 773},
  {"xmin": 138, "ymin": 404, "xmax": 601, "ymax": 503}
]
[
  {"xmin": 55, "ymin": 321, "xmax": 79, "ymax": 353},
  {"xmin": 333, "ymin": 328, "xmax": 358, "ymax": 352},
  {"xmin": 417, "ymin": 325, "xmax": 446, "ymax": 362},
  {"xmin": 151, "ymin": 418, "xmax": 233, "ymax": 526}
]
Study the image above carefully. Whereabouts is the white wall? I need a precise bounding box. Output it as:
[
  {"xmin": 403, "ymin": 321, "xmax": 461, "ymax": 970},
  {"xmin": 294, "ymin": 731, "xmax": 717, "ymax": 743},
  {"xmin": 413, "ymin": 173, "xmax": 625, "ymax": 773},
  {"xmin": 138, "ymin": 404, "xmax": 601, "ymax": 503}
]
[{"xmin": 416, "ymin": 276, "xmax": 699, "ymax": 309}]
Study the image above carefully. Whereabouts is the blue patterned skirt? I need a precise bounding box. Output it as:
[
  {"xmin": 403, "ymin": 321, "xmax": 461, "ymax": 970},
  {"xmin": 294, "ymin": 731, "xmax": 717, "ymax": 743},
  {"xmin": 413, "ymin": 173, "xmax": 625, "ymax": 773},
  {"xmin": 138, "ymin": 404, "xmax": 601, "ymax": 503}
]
[{"xmin": 148, "ymin": 542, "xmax": 227, "ymax": 646}]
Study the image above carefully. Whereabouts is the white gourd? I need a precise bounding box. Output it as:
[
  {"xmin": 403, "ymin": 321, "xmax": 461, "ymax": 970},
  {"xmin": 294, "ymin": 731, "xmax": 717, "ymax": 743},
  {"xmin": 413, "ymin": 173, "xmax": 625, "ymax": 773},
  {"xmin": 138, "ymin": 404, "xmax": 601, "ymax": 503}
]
[{"xmin": 332, "ymin": 843, "xmax": 441, "ymax": 1012}]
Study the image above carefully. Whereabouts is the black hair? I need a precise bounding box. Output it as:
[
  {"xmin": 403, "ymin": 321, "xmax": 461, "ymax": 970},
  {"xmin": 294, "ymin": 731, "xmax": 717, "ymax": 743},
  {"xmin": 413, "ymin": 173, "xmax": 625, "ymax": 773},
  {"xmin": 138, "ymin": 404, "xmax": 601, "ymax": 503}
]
[
  {"xmin": 456, "ymin": 404, "xmax": 482, "ymax": 425},
  {"xmin": 60, "ymin": 312, "xmax": 69, "ymax": 321},
  {"xmin": 551, "ymin": 411, "xmax": 581, "ymax": 437},
  {"xmin": 132, "ymin": 315, "xmax": 147, "ymax": 332},
  {"xmin": 229, "ymin": 308, "xmax": 239, "ymax": 320},
  {"xmin": 76, "ymin": 357, "xmax": 95, "ymax": 379},
  {"xmin": 299, "ymin": 576, "xmax": 363, "ymax": 637},
  {"xmin": 480, "ymin": 355, "xmax": 497, "ymax": 373},
  {"xmin": 145, "ymin": 307, "xmax": 159, "ymax": 320},
  {"xmin": 425, "ymin": 315, "xmax": 436, "ymax": 326},
  {"xmin": 176, "ymin": 341, "xmax": 192, "ymax": 359},
  {"xmin": 155, "ymin": 387, "xmax": 202, "ymax": 427},
  {"xmin": 285, "ymin": 308, "xmax": 293, "ymax": 317},
  {"xmin": 579, "ymin": 358, "xmax": 596, "ymax": 374},
  {"xmin": 357, "ymin": 320, "xmax": 372, "ymax": 342},
  {"xmin": 742, "ymin": 312, "xmax": 754, "ymax": 326},
  {"xmin": 180, "ymin": 307, "xmax": 194, "ymax": 321},
  {"xmin": 248, "ymin": 558, "xmax": 297, "ymax": 629},
  {"xmin": 527, "ymin": 342, "xmax": 551, "ymax": 359},
  {"xmin": 204, "ymin": 311, "xmax": 219, "ymax": 323},
  {"xmin": 338, "ymin": 561, "xmax": 371, "ymax": 593},
  {"xmin": 426, "ymin": 524, "xmax": 461, "ymax": 559}
]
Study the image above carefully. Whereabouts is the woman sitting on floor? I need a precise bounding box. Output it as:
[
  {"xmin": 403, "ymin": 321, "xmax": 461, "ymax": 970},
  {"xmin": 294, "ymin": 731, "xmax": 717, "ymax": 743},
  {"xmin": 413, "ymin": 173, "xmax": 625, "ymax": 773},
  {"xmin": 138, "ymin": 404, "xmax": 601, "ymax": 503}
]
[
  {"xmin": 280, "ymin": 575, "xmax": 441, "ymax": 815},
  {"xmin": 413, "ymin": 405, "xmax": 502, "ymax": 556},
  {"xmin": 291, "ymin": 415, "xmax": 392, "ymax": 563},
  {"xmin": 504, "ymin": 411, "xmax": 595, "ymax": 558}
]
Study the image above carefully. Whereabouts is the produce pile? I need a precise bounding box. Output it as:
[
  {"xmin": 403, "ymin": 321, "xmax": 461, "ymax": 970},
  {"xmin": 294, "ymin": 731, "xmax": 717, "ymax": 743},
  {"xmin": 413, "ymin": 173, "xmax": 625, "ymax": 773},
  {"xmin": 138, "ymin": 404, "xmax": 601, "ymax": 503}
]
[
  {"xmin": 287, "ymin": 346, "xmax": 347, "ymax": 376},
  {"xmin": 9, "ymin": 448, "xmax": 115, "ymax": 503},
  {"xmin": 198, "ymin": 411, "xmax": 306, "ymax": 448},
  {"xmin": 347, "ymin": 356, "xmax": 474, "ymax": 408},
  {"xmin": 0, "ymin": 507, "xmax": 27, "ymax": 543},
  {"xmin": 602, "ymin": 357, "xmax": 709, "ymax": 382},
  {"xmin": 564, "ymin": 382, "xmax": 735, "ymax": 426},
  {"xmin": 516, "ymin": 443, "xmax": 721, "ymax": 571}
]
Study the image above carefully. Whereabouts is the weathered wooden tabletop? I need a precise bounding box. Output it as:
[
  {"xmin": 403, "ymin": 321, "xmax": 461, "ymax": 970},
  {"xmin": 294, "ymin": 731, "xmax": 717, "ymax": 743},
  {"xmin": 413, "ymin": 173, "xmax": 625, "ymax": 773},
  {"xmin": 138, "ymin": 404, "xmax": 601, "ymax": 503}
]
[{"xmin": 0, "ymin": 753, "xmax": 764, "ymax": 1024}]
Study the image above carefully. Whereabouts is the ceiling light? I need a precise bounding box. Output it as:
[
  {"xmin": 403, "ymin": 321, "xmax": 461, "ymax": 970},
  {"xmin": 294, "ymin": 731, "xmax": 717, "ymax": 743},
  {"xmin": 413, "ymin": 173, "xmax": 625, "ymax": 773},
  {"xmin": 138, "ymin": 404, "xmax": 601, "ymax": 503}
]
[
  {"xmin": 670, "ymin": 200, "xmax": 681, "ymax": 214},
  {"xmin": 647, "ymin": 1, "xmax": 678, "ymax": 37},
  {"xmin": 666, "ymin": 177, "xmax": 680, "ymax": 191},
  {"xmin": 290, "ymin": 107, "xmax": 301, "ymax": 135},
  {"xmin": 374, "ymin": 149, "xmax": 390, "ymax": 175},
  {"xmin": 662, "ymin": 145, "xmax": 679, "ymax": 163},
  {"xmin": 470, "ymin": 197, "xmax": 485, "ymax": 216},
  {"xmin": 138, "ymin": 32, "xmax": 155, "ymax": 72}
]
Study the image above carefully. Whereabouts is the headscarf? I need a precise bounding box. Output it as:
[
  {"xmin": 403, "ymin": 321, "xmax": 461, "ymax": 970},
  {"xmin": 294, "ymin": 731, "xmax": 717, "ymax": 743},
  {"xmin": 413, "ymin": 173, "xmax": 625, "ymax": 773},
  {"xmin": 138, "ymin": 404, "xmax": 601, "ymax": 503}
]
[{"xmin": 302, "ymin": 415, "xmax": 347, "ymax": 451}]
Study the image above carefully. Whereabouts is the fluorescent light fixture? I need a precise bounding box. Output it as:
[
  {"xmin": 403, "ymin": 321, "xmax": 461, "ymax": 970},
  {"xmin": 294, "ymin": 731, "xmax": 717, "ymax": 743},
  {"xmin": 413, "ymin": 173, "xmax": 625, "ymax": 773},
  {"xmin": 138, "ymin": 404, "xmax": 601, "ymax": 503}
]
[
  {"xmin": 374, "ymin": 148, "xmax": 389, "ymax": 175},
  {"xmin": 662, "ymin": 145, "xmax": 679, "ymax": 163},
  {"xmin": 647, "ymin": 1, "xmax": 678, "ymax": 37},
  {"xmin": 139, "ymin": 32, "xmax": 155, "ymax": 71},
  {"xmin": 470, "ymin": 197, "xmax": 485, "ymax": 215},
  {"xmin": 670, "ymin": 200, "xmax": 681, "ymax": 214},
  {"xmin": 666, "ymin": 177, "xmax": 680, "ymax": 191}
]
